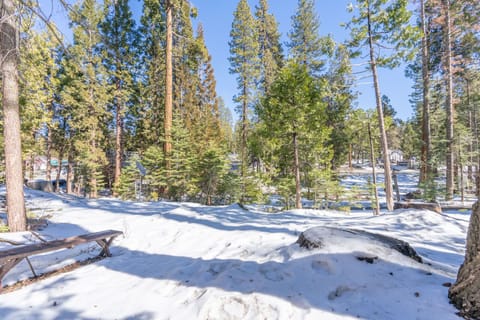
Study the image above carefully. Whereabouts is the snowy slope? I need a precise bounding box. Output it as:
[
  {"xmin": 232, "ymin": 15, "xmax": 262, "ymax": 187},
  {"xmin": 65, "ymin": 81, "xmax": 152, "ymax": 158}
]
[{"xmin": 0, "ymin": 189, "xmax": 470, "ymax": 320}]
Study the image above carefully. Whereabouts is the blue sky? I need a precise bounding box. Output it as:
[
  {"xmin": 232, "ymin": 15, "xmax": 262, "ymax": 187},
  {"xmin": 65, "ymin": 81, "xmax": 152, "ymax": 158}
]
[{"xmin": 40, "ymin": 0, "xmax": 416, "ymax": 121}]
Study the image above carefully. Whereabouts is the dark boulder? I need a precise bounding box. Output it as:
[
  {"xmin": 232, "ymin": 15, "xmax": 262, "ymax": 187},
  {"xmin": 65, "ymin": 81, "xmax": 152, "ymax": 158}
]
[{"xmin": 297, "ymin": 226, "xmax": 423, "ymax": 263}]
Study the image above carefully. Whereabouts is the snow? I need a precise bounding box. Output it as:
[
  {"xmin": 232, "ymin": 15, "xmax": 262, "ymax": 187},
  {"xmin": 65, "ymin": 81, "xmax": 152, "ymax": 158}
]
[{"xmin": 0, "ymin": 188, "xmax": 471, "ymax": 319}]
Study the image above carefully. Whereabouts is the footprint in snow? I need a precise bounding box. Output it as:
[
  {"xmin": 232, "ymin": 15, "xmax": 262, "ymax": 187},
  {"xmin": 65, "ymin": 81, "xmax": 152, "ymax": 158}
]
[
  {"xmin": 199, "ymin": 296, "xmax": 248, "ymax": 320},
  {"xmin": 207, "ymin": 262, "xmax": 228, "ymax": 277},
  {"xmin": 311, "ymin": 259, "xmax": 333, "ymax": 274},
  {"xmin": 259, "ymin": 265, "xmax": 289, "ymax": 282}
]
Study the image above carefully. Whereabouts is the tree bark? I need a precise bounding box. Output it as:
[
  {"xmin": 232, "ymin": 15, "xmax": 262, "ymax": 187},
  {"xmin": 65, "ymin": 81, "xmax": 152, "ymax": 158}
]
[
  {"xmin": 113, "ymin": 79, "xmax": 123, "ymax": 197},
  {"xmin": 66, "ymin": 152, "xmax": 74, "ymax": 194},
  {"xmin": 45, "ymin": 123, "xmax": 54, "ymax": 192},
  {"xmin": 293, "ymin": 132, "xmax": 302, "ymax": 209},
  {"xmin": 164, "ymin": 0, "xmax": 173, "ymax": 158},
  {"xmin": 368, "ymin": 121, "xmax": 380, "ymax": 215},
  {"xmin": 1, "ymin": 0, "xmax": 27, "ymax": 231},
  {"xmin": 449, "ymin": 201, "xmax": 480, "ymax": 319},
  {"xmin": 367, "ymin": 3, "xmax": 394, "ymax": 211},
  {"xmin": 443, "ymin": 0, "xmax": 454, "ymax": 201},
  {"xmin": 241, "ymin": 79, "xmax": 248, "ymax": 203},
  {"xmin": 420, "ymin": 0, "xmax": 431, "ymax": 186}
]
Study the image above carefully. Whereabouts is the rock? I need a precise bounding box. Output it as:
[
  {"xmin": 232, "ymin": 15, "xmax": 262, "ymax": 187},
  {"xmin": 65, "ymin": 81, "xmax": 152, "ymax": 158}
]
[
  {"xmin": 356, "ymin": 256, "xmax": 378, "ymax": 264},
  {"xmin": 394, "ymin": 201, "xmax": 442, "ymax": 214},
  {"xmin": 404, "ymin": 190, "xmax": 422, "ymax": 200},
  {"xmin": 449, "ymin": 201, "xmax": 480, "ymax": 319},
  {"xmin": 297, "ymin": 227, "xmax": 423, "ymax": 263}
]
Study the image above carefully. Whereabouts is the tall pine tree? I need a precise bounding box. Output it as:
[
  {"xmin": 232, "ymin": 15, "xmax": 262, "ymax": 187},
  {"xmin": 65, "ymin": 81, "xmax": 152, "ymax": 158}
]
[
  {"xmin": 100, "ymin": 0, "xmax": 138, "ymax": 195},
  {"xmin": 229, "ymin": 0, "xmax": 259, "ymax": 202}
]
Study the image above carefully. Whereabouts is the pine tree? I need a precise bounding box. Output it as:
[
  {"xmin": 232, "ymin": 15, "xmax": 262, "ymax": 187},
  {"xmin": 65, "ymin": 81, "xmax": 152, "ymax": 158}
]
[
  {"xmin": 346, "ymin": 0, "xmax": 419, "ymax": 211},
  {"xmin": 255, "ymin": 0, "xmax": 283, "ymax": 94},
  {"xmin": 116, "ymin": 153, "xmax": 141, "ymax": 200},
  {"xmin": 325, "ymin": 44, "xmax": 355, "ymax": 170},
  {"xmin": 229, "ymin": 0, "xmax": 259, "ymax": 201},
  {"xmin": 100, "ymin": 0, "xmax": 138, "ymax": 195},
  {"xmin": 195, "ymin": 24, "xmax": 223, "ymax": 148},
  {"xmin": 288, "ymin": 0, "xmax": 332, "ymax": 77},
  {"xmin": 67, "ymin": 0, "xmax": 111, "ymax": 198},
  {"xmin": 258, "ymin": 62, "xmax": 329, "ymax": 209},
  {"xmin": 19, "ymin": 26, "xmax": 59, "ymax": 188},
  {"xmin": 1, "ymin": 0, "xmax": 27, "ymax": 231},
  {"xmin": 196, "ymin": 145, "xmax": 229, "ymax": 205},
  {"xmin": 166, "ymin": 111, "xmax": 197, "ymax": 200},
  {"xmin": 142, "ymin": 145, "xmax": 166, "ymax": 200},
  {"xmin": 137, "ymin": 0, "xmax": 166, "ymax": 149}
]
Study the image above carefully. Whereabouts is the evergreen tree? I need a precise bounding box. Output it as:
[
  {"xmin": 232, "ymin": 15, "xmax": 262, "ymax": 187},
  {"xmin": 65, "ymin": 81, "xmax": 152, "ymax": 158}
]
[
  {"xmin": 166, "ymin": 111, "xmax": 197, "ymax": 200},
  {"xmin": 229, "ymin": 0, "xmax": 259, "ymax": 201},
  {"xmin": 325, "ymin": 44, "xmax": 355, "ymax": 169},
  {"xmin": 346, "ymin": 0, "xmax": 419, "ymax": 211},
  {"xmin": 196, "ymin": 145, "xmax": 229, "ymax": 205},
  {"xmin": 137, "ymin": 0, "xmax": 166, "ymax": 149},
  {"xmin": 100, "ymin": 0, "xmax": 138, "ymax": 195},
  {"xmin": 67, "ymin": 0, "xmax": 111, "ymax": 198},
  {"xmin": 287, "ymin": 0, "xmax": 332, "ymax": 77},
  {"xmin": 142, "ymin": 145, "xmax": 166, "ymax": 200},
  {"xmin": 19, "ymin": 27, "xmax": 59, "ymax": 186},
  {"xmin": 1, "ymin": 0, "xmax": 27, "ymax": 231},
  {"xmin": 258, "ymin": 62, "xmax": 329, "ymax": 209},
  {"xmin": 116, "ymin": 153, "xmax": 141, "ymax": 200},
  {"xmin": 255, "ymin": 0, "xmax": 283, "ymax": 94}
]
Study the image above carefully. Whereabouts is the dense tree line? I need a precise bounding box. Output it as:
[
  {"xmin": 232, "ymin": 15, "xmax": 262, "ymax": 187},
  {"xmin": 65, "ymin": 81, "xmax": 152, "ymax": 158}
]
[{"xmin": 1, "ymin": 0, "xmax": 479, "ymax": 231}]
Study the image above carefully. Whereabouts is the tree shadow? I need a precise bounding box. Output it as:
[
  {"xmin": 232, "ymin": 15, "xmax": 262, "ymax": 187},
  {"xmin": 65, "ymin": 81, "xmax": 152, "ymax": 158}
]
[{"xmin": 93, "ymin": 247, "xmax": 457, "ymax": 319}]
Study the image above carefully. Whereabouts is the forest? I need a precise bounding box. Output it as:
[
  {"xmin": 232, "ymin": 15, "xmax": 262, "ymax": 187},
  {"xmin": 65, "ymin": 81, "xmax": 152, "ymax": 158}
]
[{"xmin": 1, "ymin": 0, "xmax": 479, "ymax": 231}]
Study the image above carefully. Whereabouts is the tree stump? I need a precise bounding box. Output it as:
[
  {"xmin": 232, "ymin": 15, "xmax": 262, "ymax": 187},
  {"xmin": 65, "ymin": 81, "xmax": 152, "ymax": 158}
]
[{"xmin": 449, "ymin": 201, "xmax": 480, "ymax": 319}]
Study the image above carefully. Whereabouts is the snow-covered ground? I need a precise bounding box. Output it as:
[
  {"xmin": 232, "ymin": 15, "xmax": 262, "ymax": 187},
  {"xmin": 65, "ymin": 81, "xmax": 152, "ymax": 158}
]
[{"xmin": 0, "ymin": 188, "xmax": 472, "ymax": 320}]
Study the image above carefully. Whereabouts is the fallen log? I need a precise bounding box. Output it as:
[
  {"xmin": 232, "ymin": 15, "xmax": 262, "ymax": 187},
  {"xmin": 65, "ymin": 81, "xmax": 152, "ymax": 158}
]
[{"xmin": 394, "ymin": 201, "xmax": 442, "ymax": 214}]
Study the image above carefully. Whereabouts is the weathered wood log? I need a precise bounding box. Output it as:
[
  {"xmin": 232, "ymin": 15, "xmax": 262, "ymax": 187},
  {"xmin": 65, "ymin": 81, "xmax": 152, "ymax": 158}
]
[
  {"xmin": 297, "ymin": 227, "xmax": 423, "ymax": 263},
  {"xmin": 0, "ymin": 229, "xmax": 123, "ymax": 291},
  {"xmin": 449, "ymin": 202, "xmax": 480, "ymax": 319},
  {"xmin": 394, "ymin": 201, "xmax": 442, "ymax": 214}
]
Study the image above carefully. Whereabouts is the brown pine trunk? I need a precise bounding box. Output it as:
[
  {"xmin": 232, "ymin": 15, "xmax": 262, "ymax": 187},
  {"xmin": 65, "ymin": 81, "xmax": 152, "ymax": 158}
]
[
  {"xmin": 113, "ymin": 80, "xmax": 123, "ymax": 197},
  {"xmin": 45, "ymin": 125, "xmax": 54, "ymax": 192},
  {"xmin": 443, "ymin": 0, "xmax": 454, "ymax": 201},
  {"xmin": 420, "ymin": 0, "xmax": 431, "ymax": 185},
  {"xmin": 164, "ymin": 0, "xmax": 173, "ymax": 158},
  {"xmin": 368, "ymin": 122, "xmax": 380, "ymax": 215},
  {"xmin": 55, "ymin": 150, "xmax": 64, "ymax": 192},
  {"xmin": 89, "ymin": 127, "xmax": 98, "ymax": 198},
  {"xmin": 241, "ymin": 80, "xmax": 248, "ymax": 203},
  {"xmin": 1, "ymin": 0, "xmax": 27, "ymax": 231},
  {"xmin": 367, "ymin": 3, "xmax": 394, "ymax": 211},
  {"xmin": 66, "ymin": 152, "xmax": 74, "ymax": 194},
  {"xmin": 293, "ymin": 132, "xmax": 302, "ymax": 209}
]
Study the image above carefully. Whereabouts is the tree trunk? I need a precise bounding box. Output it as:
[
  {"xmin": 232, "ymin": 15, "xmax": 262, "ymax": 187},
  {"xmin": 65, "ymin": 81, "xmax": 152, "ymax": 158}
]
[
  {"xmin": 55, "ymin": 149, "xmax": 64, "ymax": 192},
  {"xmin": 293, "ymin": 132, "xmax": 302, "ymax": 209},
  {"xmin": 240, "ymin": 79, "xmax": 248, "ymax": 203},
  {"xmin": 164, "ymin": 0, "xmax": 173, "ymax": 158},
  {"xmin": 367, "ymin": 4, "xmax": 394, "ymax": 211},
  {"xmin": 449, "ymin": 201, "xmax": 480, "ymax": 319},
  {"xmin": 443, "ymin": 0, "xmax": 454, "ymax": 201},
  {"xmin": 45, "ymin": 124, "xmax": 54, "ymax": 192},
  {"xmin": 1, "ymin": 0, "xmax": 27, "ymax": 232},
  {"xmin": 368, "ymin": 122, "xmax": 380, "ymax": 215},
  {"xmin": 66, "ymin": 152, "xmax": 74, "ymax": 194},
  {"xmin": 419, "ymin": 0, "xmax": 431, "ymax": 186},
  {"xmin": 113, "ymin": 80, "xmax": 123, "ymax": 197}
]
